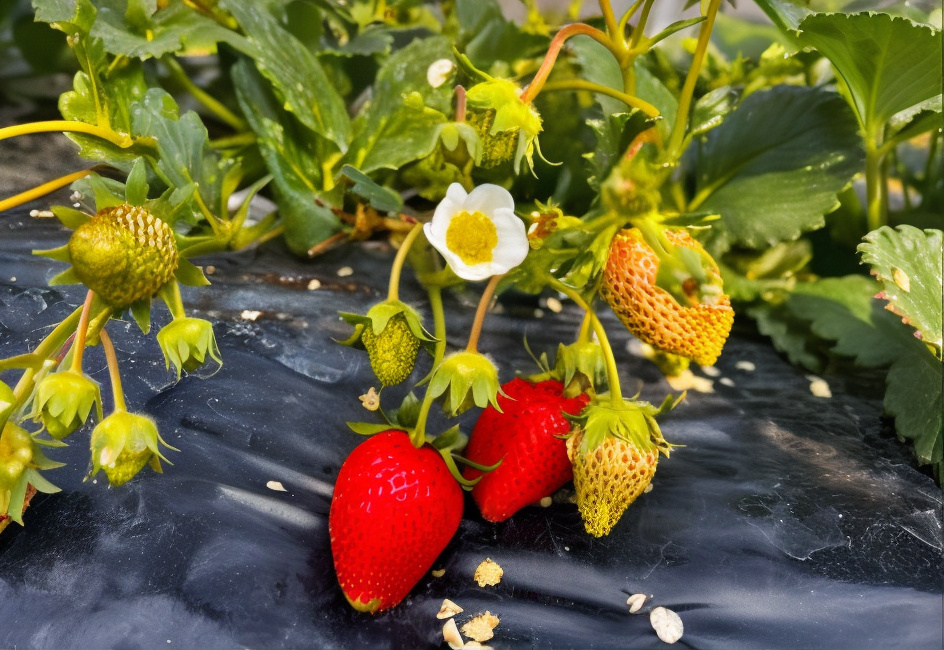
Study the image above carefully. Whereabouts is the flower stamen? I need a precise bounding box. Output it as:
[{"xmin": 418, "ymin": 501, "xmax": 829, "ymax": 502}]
[{"xmin": 445, "ymin": 210, "xmax": 498, "ymax": 266}]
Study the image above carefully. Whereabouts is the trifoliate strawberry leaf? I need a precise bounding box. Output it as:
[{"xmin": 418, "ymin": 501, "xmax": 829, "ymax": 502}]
[
  {"xmin": 222, "ymin": 0, "xmax": 351, "ymax": 151},
  {"xmin": 695, "ymin": 85, "xmax": 863, "ymax": 252},
  {"xmin": 343, "ymin": 36, "xmax": 454, "ymax": 174},
  {"xmin": 232, "ymin": 60, "xmax": 340, "ymax": 255},
  {"xmin": 90, "ymin": 0, "xmax": 245, "ymax": 59},
  {"xmin": 858, "ymin": 226, "xmax": 943, "ymax": 354},
  {"xmin": 775, "ymin": 274, "xmax": 943, "ymax": 472},
  {"xmin": 796, "ymin": 13, "xmax": 943, "ymax": 136}
]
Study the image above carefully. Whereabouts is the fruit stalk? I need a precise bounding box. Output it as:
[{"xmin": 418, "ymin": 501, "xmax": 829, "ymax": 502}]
[
  {"xmin": 69, "ymin": 291, "xmax": 96, "ymax": 374},
  {"xmin": 0, "ymin": 121, "xmax": 133, "ymax": 148},
  {"xmin": 387, "ymin": 223, "xmax": 425, "ymax": 302},
  {"xmin": 99, "ymin": 329, "xmax": 127, "ymax": 413},
  {"xmin": 465, "ymin": 274, "xmax": 503, "ymax": 354},
  {"xmin": 0, "ymin": 169, "xmax": 93, "ymax": 214}
]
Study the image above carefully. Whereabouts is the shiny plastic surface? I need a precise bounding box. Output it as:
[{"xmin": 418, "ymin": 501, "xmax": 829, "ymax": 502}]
[{"xmin": 1, "ymin": 205, "xmax": 941, "ymax": 648}]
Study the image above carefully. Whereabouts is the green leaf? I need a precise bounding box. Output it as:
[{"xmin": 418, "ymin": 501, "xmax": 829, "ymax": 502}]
[
  {"xmin": 347, "ymin": 422, "xmax": 402, "ymax": 435},
  {"xmin": 337, "ymin": 165, "xmax": 403, "ymax": 213},
  {"xmin": 747, "ymin": 301, "xmax": 827, "ymax": 372},
  {"xmin": 695, "ymin": 85, "xmax": 864, "ymax": 251},
  {"xmin": 568, "ymin": 35, "xmax": 627, "ymax": 118},
  {"xmin": 858, "ymin": 226, "xmax": 943, "ymax": 352},
  {"xmin": 223, "ymin": 0, "xmax": 351, "ymax": 150},
  {"xmin": 785, "ymin": 275, "xmax": 943, "ymax": 469},
  {"xmin": 130, "ymin": 88, "xmax": 225, "ymax": 220},
  {"xmin": 90, "ymin": 0, "xmax": 246, "ymax": 59},
  {"xmin": 130, "ymin": 297, "xmax": 151, "ymax": 334},
  {"xmin": 796, "ymin": 12, "xmax": 943, "ymax": 134},
  {"xmin": 751, "ymin": 0, "xmax": 812, "ymax": 33},
  {"xmin": 344, "ymin": 36, "xmax": 455, "ymax": 173},
  {"xmin": 586, "ymin": 110, "xmax": 657, "ymax": 191},
  {"xmin": 232, "ymin": 61, "xmax": 340, "ymax": 254}
]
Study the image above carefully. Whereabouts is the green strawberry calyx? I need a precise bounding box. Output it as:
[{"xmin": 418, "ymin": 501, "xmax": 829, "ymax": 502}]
[
  {"xmin": 1, "ymin": 422, "xmax": 65, "ymax": 525},
  {"xmin": 567, "ymin": 392, "xmax": 684, "ymax": 457}
]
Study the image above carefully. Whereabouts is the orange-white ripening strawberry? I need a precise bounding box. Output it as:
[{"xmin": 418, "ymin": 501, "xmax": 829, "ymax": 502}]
[{"xmin": 600, "ymin": 227, "xmax": 733, "ymax": 367}]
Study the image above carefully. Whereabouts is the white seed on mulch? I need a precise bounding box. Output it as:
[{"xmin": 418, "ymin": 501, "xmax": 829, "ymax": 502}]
[
  {"xmin": 337, "ymin": 266, "xmax": 353, "ymax": 277},
  {"xmin": 437, "ymin": 599, "xmax": 463, "ymax": 620},
  {"xmin": 307, "ymin": 278, "xmax": 321, "ymax": 290},
  {"xmin": 443, "ymin": 618, "xmax": 464, "ymax": 649},
  {"xmin": 807, "ymin": 375, "xmax": 832, "ymax": 398},
  {"xmin": 650, "ymin": 607, "xmax": 684, "ymax": 644},
  {"xmin": 265, "ymin": 481, "xmax": 287, "ymax": 492},
  {"xmin": 626, "ymin": 593, "xmax": 647, "ymax": 614}
]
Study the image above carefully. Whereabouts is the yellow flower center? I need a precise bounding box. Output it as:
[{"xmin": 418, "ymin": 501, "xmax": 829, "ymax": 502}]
[{"xmin": 445, "ymin": 210, "xmax": 497, "ymax": 266}]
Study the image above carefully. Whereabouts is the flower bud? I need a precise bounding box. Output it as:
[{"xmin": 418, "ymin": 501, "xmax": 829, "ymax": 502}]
[
  {"xmin": 427, "ymin": 351, "xmax": 502, "ymax": 417},
  {"xmin": 89, "ymin": 411, "xmax": 175, "ymax": 487},
  {"xmin": 34, "ymin": 370, "xmax": 102, "ymax": 440},
  {"xmin": 157, "ymin": 317, "xmax": 222, "ymax": 379}
]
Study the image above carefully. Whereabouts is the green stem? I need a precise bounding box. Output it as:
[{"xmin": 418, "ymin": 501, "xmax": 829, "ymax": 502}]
[
  {"xmin": 865, "ymin": 134, "xmax": 887, "ymax": 232},
  {"xmin": 465, "ymin": 274, "xmax": 503, "ymax": 354},
  {"xmin": 599, "ymin": 0, "xmax": 625, "ymax": 46},
  {"xmin": 628, "ymin": 0, "xmax": 656, "ymax": 52},
  {"xmin": 387, "ymin": 223, "xmax": 425, "ymax": 302},
  {"xmin": 520, "ymin": 22, "xmax": 626, "ymax": 104},
  {"xmin": 208, "ymin": 132, "xmax": 258, "ymax": 149},
  {"xmin": 69, "ymin": 291, "xmax": 95, "ymax": 374},
  {"xmin": 99, "ymin": 329, "xmax": 127, "ymax": 413},
  {"xmin": 427, "ymin": 286, "xmax": 447, "ymax": 369},
  {"xmin": 618, "ymin": 0, "xmax": 647, "ymax": 35},
  {"xmin": 0, "ymin": 120, "xmax": 133, "ymax": 148},
  {"xmin": 162, "ymin": 57, "xmax": 248, "ymax": 132},
  {"xmin": 546, "ymin": 277, "xmax": 623, "ymax": 404},
  {"xmin": 663, "ymin": 0, "xmax": 722, "ymax": 164},
  {"xmin": 161, "ymin": 281, "xmax": 187, "ymax": 320},
  {"xmin": 540, "ymin": 80, "xmax": 660, "ymax": 118},
  {"xmin": 578, "ymin": 309, "xmax": 593, "ymax": 343},
  {"xmin": 411, "ymin": 387, "xmax": 436, "ymax": 448}
]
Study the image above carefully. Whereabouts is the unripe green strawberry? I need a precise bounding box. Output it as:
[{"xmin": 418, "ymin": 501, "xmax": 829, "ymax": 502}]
[
  {"xmin": 566, "ymin": 430, "xmax": 657, "ymax": 538},
  {"xmin": 1, "ymin": 422, "xmax": 34, "ymax": 530},
  {"xmin": 466, "ymin": 107, "xmax": 518, "ymax": 168},
  {"xmin": 89, "ymin": 411, "xmax": 172, "ymax": 487},
  {"xmin": 69, "ymin": 204, "xmax": 179, "ymax": 308},
  {"xmin": 601, "ymin": 227, "xmax": 733, "ymax": 367},
  {"xmin": 361, "ymin": 314, "xmax": 421, "ymax": 387}
]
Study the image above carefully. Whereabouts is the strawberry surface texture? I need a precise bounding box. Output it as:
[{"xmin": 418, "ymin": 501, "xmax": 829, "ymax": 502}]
[
  {"xmin": 329, "ymin": 430, "xmax": 463, "ymax": 613},
  {"xmin": 463, "ymin": 378, "xmax": 589, "ymax": 522}
]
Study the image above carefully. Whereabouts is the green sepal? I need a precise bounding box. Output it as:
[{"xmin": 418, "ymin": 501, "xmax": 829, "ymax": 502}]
[
  {"xmin": 85, "ymin": 173, "xmax": 126, "ymax": 211},
  {"xmin": 129, "ymin": 298, "xmax": 152, "ymax": 335},
  {"xmin": 336, "ymin": 320, "xmax": 367, "ymax": 348},
  {"xmin": 392, "ymin": 392, "xmax": 422, "ymax": 429},
  {"xmin": 347, "ymin": 421, "xmax": 405, "ymax": 436},
  {"xmin": 23, "ymin": 467, "xmax": 61, "ymax": 494},
  {"xmin": 29, "ymin": 446, "xmax": 66, "ymax": 471},
  {"xmin": 554, "ymin": 341, "xmax": 607, "ymax": 398},
  {"xmin": 0, "ymin": 354, "xmax": 45, "ymax": 373},
  {"xmin": 125, "ymin": 158, "xmax": 149, "ymax": 206},
  {"xmin": 5, "ymin": 473, "xmax": 28, "ymax": 525},
  {"xmin": 33, "ymin": 244, "xmax": 73, "ymax": 263},
  {"xmin": 174, "ymin": 257, "xmax": 211, "ymax": 287},
  {"xmin": 572, "ymin": 392, "xmax": 682, "ymax": 457},
  {"xmin": 50, "ymin": 205, "xmax": 91, "ymax": 229},
  {"xmin": 429, "ymin": 424, "xmax": 466, "ymax": 452},
  {"xmin": 427, "ymin": 351, "xmax": 503, "ymax": 416},
  {"xmin": 452, "ymin": 46, "xmax": 491, "ymax": 84},
  {"xmin": 48, "ymin": 267, "xmax": 82, "ymax": 286},
  {"xmin": 428, "ymin": 424, "xmax": 484, "ymax": 491}
]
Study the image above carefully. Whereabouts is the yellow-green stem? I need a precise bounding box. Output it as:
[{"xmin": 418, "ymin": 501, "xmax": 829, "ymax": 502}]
[
  {"xmin": 865, "ymin": 135, "xmax": 888, "ymax": 232},
  {"xmin": 69, "ymin": 291, "xmax": 95, "ymax": 374},
  {"xmin": 387, "ymin": 223, "xmax": 425, "ymax": 302},
  {"xmin": 628, "ymin": 0, "xmax": 657, "ymax": 52},
  {"xmin": 427, "ymin": 286, "xmax": 447, "ymax": 369},
  {"xmin": 163, "ymin": 281, "xmax": 187, "ymax": 320},
  {"xmin": 209, "ymin": 132, "xmax": 257, "ymax": 149},
  {"xmin": 599, "ymin": 0, "xmax": 625, "ymax": 46},
  {"xmin": 618, "ymin": 0, "xmax": 648, "ymax": 35},
  {"xmin": 521, "ymin": 23, "xmax": 625, "ymax": 104},
  {"xmin": 0, "ymin": 120, "xmax": 133, "ymax": 148},
  {"xmin": 0, "ymin": 168, "xmax": 93, "ymax": 214},
  {"xmin": 6, "ymin": 307, "xmax": 83, "ymax": 421},
  {"xmin": 99, "ymin": 329, "xmax": 127, "ymax": 413},
  {"xmin": 162, "ymin": 57, "xmax": 248, "ymax": 132},
  {"xmin": 547, "ymin": 277, "xmax": 623, "ymax": 404},
  {"xmin": 411, "ymin": 386, "xmax": 436, "ymax": 448},
  {"xmin": 465, "ymin": 274, "xmax": 503, "ymax": 354},
  {"xmin": 540, "ymin": 80, "xmax": 660, "ymax": 118},
  {"xmin": 663, "ymin": 0, "xmax": 722, "ymax": 164},
  {"xmin": 578, "ymin": 309, "xmax": 593, "ymax": 343}
]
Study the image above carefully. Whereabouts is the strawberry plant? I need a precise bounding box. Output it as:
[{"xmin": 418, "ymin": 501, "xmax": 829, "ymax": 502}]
[{"xmin": 0, "ymin": 0, "xmax": 940, "ymax": 619}]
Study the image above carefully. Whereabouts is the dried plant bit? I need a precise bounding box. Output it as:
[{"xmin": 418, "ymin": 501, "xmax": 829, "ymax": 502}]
[
  {"xmin": 461, "ymin": 611, "xmax": 500, "ymax": 642},
  {"xmin": 539, "ymin": 496, "xmax": 553, "ymax": 507},
  {"xmin": 431, "ymin": 568, "xmax": 446, "ymax": 578},
  {"xmin": 806, "ymin": 375, "xmax": 832, "ymax": 398},
  {"xmin": 626, "ymin": 593, "xmax": 647, "ymax": 614},
  {"xmin": 473, "ymin": 558, "xmax": 503, "ymax": 587},
  {"xmin": 650, "ymin": 606, "xmax": 684, "ymax": 644},
  {"xmin": 443, "ymin": 618, "xmax": 464, "ymax": 650},
  {"xmin": 359, "ymin": 387, "xmax": 381, "ymax": 411},
  {"xmin": 437, "ymin": 599, "xmax": 464, "ymax": 619},
  {"xmin": 266, "ymin": 480, "xmax": 287, "ymax": 492}
]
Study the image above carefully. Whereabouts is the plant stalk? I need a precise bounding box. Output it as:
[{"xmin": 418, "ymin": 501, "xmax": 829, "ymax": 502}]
[
  {"xmin": 387, "ymin": 223, "xmax": 425, "ymax": 302},
  {"xmin": 0, "ymin": 169, "xmax": 94, "ymax": 214},
  {"xmin": 0, "ymin": 121, "xmax": 133, "ymax": 148},
  {"xmin": 99, "ymin": 329, "xmax": 127, "ymax": 413},
  {"xmin": 465, "ymin": 274, "xmax": 503, "ymax": 354}
]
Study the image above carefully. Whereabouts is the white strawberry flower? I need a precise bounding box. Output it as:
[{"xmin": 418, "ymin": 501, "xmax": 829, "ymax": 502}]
[{"xmin": 424, "ymin": 183, "xmax": 528, "ymax": 282}]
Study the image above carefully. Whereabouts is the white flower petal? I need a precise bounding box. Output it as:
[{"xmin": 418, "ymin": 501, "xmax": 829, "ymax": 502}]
[{"xmin": 464, "ymin": 183, "xmax": 515, "ymax": 215}]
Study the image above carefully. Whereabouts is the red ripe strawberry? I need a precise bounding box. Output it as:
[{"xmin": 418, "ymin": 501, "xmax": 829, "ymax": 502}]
[
  {"xmin": 329, "ymin": 430, "xmax": 463, "ymax": 613},
  {"xmin": 462, "ymin": 378, "xmax": 589, "ymax": 522}
]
